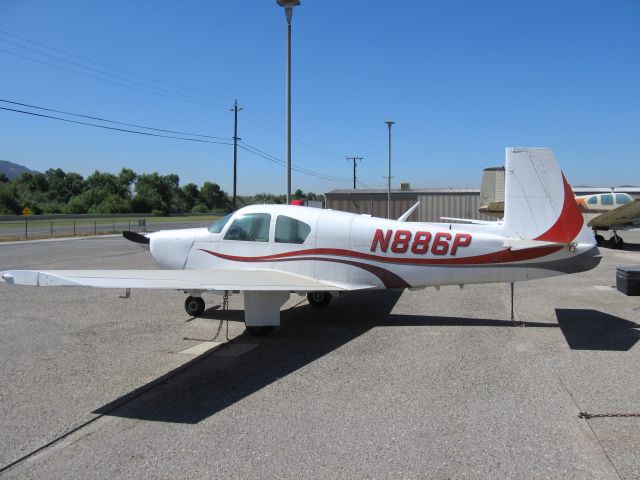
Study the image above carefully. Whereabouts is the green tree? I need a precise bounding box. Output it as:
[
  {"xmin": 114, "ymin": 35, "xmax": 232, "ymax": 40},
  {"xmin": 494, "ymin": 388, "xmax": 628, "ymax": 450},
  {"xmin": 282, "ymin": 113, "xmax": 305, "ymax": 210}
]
[
  {"xmin": 133, "ymin": 172, "xmax": 180, "ymax": 215},
  {"xmin": 0, "ymin": 182, "xmax": 19, "ymax": 214},
  {"xmin": 201, "ymin": 182, "xmax": 229, "ymax": 211}
]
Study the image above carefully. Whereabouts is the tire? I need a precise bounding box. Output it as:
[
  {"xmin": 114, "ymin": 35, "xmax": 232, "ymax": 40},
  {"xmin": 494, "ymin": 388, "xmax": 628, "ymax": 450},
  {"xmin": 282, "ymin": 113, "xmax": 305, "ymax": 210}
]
[
  {"xmin": 594, "ymin": 234, "xmax": 605, "ymax": 246},
  {"xmin": 184, "ymin": 296, "xmax": 205, "ymax": 316},
  {"xmin": 609, "ymin": 236, "xmax": 624, "ymax": 250},
  {"xmin": 245, "ymin": 326, "xmax": 275, "ymax": 336},
  {"xmin": 307, "ymin": 291, "xmax": 332, "ymax": 308}
]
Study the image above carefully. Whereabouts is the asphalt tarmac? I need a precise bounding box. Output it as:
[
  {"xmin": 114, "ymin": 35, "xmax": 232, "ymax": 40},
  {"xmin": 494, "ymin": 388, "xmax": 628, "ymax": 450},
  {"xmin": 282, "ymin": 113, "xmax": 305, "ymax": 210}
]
[{"xmin": 0, "ymin": 231, "xmax": 639, "ymax": 479}]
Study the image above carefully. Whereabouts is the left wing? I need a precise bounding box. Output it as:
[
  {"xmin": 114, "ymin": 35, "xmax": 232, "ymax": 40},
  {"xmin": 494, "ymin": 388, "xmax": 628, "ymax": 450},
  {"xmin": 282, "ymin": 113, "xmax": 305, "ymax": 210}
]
[
  {"xmin": 588, "ymin": 199, "xmax": 640, "ymax": 229},
  {"xmin": 1, "ymin": 269, "xmax": 372, "ymax": 292}
]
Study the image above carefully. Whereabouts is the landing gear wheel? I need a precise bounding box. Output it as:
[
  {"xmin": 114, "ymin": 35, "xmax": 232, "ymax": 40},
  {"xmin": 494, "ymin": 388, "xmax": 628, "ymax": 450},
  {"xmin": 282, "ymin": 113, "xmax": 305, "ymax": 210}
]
[
  {"xmin": 307, "ymin": 291, "xmax": 332, "ymax": 308},
  {"xmin": 245, "ymin": 326, "xmax": 275, "ymax": 336},
  {"xmin": 594, "ymin": 234, "xmax": 605, "ymax": 246},
  {"xmin": 609, "ymin": 235, "xmax": 624, "ymax": 250},
  {"xmin": 184, "ymin": 296, "xmax": 205, "ymax": 316}
]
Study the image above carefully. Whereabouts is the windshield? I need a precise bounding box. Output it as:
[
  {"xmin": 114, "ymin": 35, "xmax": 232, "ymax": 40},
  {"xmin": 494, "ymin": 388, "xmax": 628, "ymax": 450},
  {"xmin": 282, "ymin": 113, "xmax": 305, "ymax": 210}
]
[{"xmin": 207, "ymin": 213, "xmax": 233, "ymax": 233}]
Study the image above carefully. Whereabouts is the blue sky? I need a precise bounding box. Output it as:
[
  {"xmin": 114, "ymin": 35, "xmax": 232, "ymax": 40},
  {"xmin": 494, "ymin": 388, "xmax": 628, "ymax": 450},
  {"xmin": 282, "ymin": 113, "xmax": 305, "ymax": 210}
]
[{"xmin": 0, "ymin": 0, "xmax": 638, "ymax": 194}]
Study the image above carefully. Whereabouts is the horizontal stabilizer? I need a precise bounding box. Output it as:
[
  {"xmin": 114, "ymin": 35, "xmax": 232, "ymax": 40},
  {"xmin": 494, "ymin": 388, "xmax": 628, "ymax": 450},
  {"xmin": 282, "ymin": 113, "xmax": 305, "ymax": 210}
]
[
  {"xmin": 440, "ymin": 217, "xmax": 501, "ymax": 225},
  {"xmin": 503, "ymin": 238, "xmax": 567, "ymax": 251},
  {"xmin": 397, "ymin": 202, "xmax": 420, "ymax": 222}
]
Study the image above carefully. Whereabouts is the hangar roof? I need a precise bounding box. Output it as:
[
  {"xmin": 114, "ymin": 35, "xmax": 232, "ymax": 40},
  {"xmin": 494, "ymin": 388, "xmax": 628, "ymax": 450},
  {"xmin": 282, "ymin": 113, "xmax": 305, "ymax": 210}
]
[{"xmin": 326, "ymin": 188, "xmax": 481, "ymax": 195}]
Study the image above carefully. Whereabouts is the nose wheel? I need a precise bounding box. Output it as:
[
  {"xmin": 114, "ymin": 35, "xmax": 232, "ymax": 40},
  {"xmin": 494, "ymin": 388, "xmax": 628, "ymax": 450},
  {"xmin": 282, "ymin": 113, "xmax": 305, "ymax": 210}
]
[{"xmin": 184, "ymin": 296, "xmax": 205, "ymax": 316}]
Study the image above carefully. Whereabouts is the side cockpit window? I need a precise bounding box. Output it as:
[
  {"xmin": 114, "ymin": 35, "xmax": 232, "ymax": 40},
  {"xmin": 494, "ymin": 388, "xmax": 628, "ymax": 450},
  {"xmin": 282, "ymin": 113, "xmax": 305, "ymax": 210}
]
[
  {"xmin": 587, "ymin": 196, "xmax": 598, "ymax": 205},
  {"xmin": 601, "ymin": 194, "xmax": 613, "ymax": 205},
  {"xmin": 224, "ymin": 213, "xmax": 271, "ymax": 242},
  {"xmin": 275, "ymin": 215, "xmax": 311, "ymax": 244},
  {"xmin": 207, "ymin": 213, "xmax": 233, "ymax": 233},
  {"xmin": 616, "ymin": 194, "xmax": 631, "ymax": 205}
]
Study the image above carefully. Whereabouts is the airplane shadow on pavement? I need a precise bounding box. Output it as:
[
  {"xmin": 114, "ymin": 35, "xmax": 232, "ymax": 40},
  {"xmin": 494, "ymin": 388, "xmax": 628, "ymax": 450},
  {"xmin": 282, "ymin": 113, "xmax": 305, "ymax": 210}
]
[
  {"xmin": 556, "ymin": 308, "xmax": 640, "ymax": 351},
  {"xmin": 93, "ymin": 294, "xmax": 639, "ymax": 424}
]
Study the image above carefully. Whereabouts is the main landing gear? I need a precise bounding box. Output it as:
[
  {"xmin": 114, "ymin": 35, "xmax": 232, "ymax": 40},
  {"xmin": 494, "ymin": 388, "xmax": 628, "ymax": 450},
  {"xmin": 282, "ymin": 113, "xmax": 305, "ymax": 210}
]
[
  {"xmin": 183, "ymin": 291, "xmax": 289, "ymax": 337},
  {"xmin": 184, "ymin": 296, "xmax": 205, "ymax": 316},
  {"xmin": 609, "ymin": 234, "xmax": 624, "ymax": 250},
  {"xmin": 307, "ymin": 291, "xmax": 332, "ymax": 308},
  {"xmin": 593, "ymin": 231, "xmax": 624, "ymax": 250}
]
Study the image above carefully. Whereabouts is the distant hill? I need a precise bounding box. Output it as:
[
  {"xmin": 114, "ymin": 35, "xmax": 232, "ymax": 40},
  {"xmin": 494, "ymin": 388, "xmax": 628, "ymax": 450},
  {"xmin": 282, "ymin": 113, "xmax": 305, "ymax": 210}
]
[{"xmin": 0, "ymin": 160, "xmax": 37, "ymax": 180}]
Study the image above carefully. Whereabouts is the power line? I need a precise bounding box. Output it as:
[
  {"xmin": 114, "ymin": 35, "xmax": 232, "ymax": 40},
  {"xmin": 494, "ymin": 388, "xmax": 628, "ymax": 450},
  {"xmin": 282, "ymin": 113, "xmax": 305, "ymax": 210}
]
[
  {"xmin": 238, "ymin": 142, "xmax": 351, "ymax": 182},
  {"xmin": 0, "ymin": 98, "xmax": 231, "ymax": 140},
  {"xmin": 0, "ymin": 106, "xmax": 232, "ymax": 145},
  {"xmin": 0, "ymin": 102, "xmax": 348, "ymax": 182},
  {"xmin": 0, "ymin": 30, "xmax": 232, "ymax": 103},
  {"xmin": 243, "ymin": 108, "xmax": 344, "ymax": 159},
  {"xmin": 238, "ymin": 141, "xmax": 349, "ymax": 180},
  {"xmin": 0, "ymin": 38, "xmax": 230, "ymax": 109},
  {"xmin": 0, "ymin": 48, "xmax": 228, "ymax": 111}
]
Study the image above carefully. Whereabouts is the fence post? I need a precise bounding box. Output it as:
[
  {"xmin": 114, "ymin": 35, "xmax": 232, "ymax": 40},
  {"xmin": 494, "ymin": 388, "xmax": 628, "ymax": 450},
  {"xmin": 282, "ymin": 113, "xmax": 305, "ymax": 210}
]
[
  {"xmin": 128, "ymin": 219, "xmax": 131, "ymax": 231},
  {"xmin": 24, "ymin": 216, "xmax": 27, "ymax": 240},
  {"xmin": 112, "ymin": 220, "xmax": 115, "ymax": 233},
  {"xmin": 50, "ymin": 221, "xmax": 53, "ymax": 238},
  {"xmin": 73, "ymin": 220, "xmax": 76, "ymax": 236},
  {"xmin": 94, "ymin": 220, "xmax": 97, "ymax": 235}
]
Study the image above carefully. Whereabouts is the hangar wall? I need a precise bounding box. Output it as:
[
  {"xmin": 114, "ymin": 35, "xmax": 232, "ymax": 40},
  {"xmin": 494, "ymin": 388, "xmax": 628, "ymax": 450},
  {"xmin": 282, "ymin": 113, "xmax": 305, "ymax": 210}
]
[{"xmin": 325, "ymin": 189, "xmax": 494, "ymax": 222}]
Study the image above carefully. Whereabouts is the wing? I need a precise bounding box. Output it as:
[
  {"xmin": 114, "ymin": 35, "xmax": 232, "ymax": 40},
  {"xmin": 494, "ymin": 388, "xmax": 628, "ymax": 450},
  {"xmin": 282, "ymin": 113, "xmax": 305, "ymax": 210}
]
[
  {"xmin": 588, "ymin": 199, "xmax": 640, "ymax": 229},
  {"xmin": 1, "ymin": 269, "xmax": 373, "ymax": 292}
]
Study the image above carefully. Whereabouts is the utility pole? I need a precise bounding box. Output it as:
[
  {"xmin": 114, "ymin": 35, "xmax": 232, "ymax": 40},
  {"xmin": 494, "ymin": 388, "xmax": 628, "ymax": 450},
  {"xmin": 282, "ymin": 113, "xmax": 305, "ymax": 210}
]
[
  {"xmin": 231, "ymin": 99, "xmax": 243, "ymax": 211},
  {"xmin": 346, "ymin": 156, "xmax": 363, "ymax": 189}
]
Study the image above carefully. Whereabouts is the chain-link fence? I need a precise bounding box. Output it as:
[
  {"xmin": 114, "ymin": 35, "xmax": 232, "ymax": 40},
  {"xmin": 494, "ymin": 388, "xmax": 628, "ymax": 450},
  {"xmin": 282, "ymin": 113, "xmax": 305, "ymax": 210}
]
[{"xmin": 0, "ymin": 216, "xmax": 219, "ymax": 241}]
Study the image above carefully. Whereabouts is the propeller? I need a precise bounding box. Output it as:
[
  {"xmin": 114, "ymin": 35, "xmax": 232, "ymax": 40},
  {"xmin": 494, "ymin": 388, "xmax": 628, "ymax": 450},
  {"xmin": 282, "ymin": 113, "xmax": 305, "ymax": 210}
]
[{"xmin": 122, "ymin": 231, "xmax": 150, "ymax": 245}]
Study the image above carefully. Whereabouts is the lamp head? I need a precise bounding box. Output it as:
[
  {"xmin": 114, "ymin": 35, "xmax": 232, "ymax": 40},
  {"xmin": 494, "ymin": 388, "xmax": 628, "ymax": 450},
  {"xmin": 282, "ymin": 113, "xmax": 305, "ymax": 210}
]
[{"xmin": 276, "ymin": 0, "xmax": 300, "ymax": 23}]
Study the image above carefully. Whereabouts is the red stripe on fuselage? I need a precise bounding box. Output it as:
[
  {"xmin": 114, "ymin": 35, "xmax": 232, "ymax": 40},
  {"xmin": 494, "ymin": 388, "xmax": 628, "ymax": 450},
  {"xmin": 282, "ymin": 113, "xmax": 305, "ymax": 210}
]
[{"xmin": 198, "ymin": 245, "xmax": 562, "ymax": 266}]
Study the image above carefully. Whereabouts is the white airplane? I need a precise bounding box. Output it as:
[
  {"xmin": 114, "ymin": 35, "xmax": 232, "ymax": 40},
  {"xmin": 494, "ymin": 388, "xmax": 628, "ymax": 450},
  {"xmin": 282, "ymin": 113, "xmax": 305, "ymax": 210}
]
[
  {"xmin": 1, "ymin": 148, "xmax": 601, "ymax": 336},
  {"xmin": 575, "ymin": 192, "xmax": 640, "ymax": 249}
]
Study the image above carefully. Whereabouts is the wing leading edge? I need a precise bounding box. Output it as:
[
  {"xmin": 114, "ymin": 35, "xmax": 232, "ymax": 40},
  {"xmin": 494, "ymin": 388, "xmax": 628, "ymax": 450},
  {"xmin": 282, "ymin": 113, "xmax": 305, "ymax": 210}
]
[
  {"xmin": 588, "ymin": 199, "xmax": 640, "ymax": 229},
  {"xmin": 0, "ymin": 269, "xmax": 373, "ymax": 292}
]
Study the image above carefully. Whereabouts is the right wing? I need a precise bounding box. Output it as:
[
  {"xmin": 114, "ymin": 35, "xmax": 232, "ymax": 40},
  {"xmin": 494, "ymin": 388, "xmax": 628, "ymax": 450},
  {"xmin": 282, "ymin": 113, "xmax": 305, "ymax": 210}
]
[
  {"xmin": 588, "ymin": 199, "xmax": 640, "ymax": 229},
  {"xmin": 1, "ymin": 269, "xmax": 374, "ymax": 292}
]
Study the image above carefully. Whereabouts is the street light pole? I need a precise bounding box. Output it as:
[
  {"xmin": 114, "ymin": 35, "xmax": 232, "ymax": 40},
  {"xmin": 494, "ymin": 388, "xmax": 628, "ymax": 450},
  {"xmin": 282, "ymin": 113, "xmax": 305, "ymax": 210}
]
[
  {"xmin": 277, "ymin": 0, "xmax": 300, "ymax": 205},
  {"xmin": 385, "ymin": 120, "xmax": 395, "ymax": 219}
]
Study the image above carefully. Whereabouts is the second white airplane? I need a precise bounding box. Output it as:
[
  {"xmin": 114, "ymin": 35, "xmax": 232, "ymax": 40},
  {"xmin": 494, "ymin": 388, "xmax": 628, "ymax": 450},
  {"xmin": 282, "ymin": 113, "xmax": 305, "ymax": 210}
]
[{"xmin": 1, "ymin": 148, "xmax": 601, "ymax": 335}]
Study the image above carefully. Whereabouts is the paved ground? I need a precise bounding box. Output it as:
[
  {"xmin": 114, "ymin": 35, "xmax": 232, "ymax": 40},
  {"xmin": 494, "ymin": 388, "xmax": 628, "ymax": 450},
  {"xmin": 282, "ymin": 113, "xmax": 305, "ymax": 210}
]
[{"xmin": 0, "ymin": 232, "xmax": 639, "ymax": 479}]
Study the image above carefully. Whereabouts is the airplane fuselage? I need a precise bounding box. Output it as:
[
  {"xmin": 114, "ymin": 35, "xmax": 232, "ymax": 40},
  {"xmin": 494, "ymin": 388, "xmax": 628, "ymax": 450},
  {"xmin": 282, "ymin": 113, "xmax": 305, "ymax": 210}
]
[{"xmin": 149, "ymin": 205, "xmax": 601, "ymax": 291}]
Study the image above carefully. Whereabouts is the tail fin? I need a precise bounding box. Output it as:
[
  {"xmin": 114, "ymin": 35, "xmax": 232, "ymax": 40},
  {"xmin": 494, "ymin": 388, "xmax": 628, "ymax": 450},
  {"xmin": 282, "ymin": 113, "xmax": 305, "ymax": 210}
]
[{"xmin": 503, "ymin": 148, "xmax": 585, "ymax": 242}]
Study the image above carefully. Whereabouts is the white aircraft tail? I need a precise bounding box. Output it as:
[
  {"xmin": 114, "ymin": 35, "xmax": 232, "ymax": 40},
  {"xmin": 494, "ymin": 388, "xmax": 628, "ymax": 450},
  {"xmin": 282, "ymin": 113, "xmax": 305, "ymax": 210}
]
[{"xmin": 503, "ymin": 148, "xmax": 587, "ymax": 243}]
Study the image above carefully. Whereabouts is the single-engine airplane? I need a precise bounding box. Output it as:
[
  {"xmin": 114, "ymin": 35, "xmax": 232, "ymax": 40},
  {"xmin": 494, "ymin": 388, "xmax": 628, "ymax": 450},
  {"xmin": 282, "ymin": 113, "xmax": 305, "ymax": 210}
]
[
  {"xmin": 1, "ymin": 148, "xmax": 601, "ymax": 335},
  {"xmin": 574, "ymin": 192, "xmax": 640, "ymax": 249}
]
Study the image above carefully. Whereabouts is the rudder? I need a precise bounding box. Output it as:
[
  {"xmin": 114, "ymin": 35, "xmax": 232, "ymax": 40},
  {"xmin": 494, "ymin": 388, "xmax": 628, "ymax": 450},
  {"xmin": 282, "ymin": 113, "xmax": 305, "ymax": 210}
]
[{"xmin": 503, "ymin": 148, "xmax": 584, "ymax": 242}]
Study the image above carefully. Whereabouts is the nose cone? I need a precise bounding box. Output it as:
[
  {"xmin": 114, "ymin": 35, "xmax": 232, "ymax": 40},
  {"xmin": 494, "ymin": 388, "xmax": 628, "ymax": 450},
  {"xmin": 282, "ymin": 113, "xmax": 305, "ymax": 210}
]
[{"xmin": 149, "ymin": 228, "xmax": 207, "ymax": 269}]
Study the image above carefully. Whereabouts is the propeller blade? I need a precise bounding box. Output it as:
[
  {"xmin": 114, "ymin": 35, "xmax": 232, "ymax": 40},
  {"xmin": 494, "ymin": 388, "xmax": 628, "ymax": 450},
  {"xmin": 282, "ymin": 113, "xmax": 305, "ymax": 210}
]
[{"xmin": 123, "ymin": 231, "xmax": 150, "ymax": 245}]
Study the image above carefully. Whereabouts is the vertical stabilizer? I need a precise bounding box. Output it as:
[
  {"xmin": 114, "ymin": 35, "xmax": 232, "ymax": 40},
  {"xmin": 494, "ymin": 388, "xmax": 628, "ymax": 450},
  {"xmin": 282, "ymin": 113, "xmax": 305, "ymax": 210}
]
[{"xmin": 504, "ymin": 148, "xmax": 585, "ymax": 242}]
